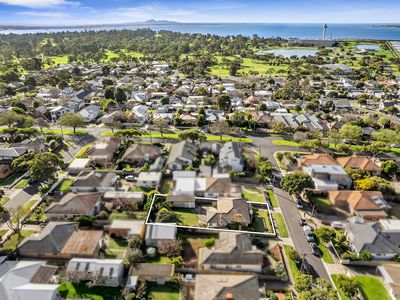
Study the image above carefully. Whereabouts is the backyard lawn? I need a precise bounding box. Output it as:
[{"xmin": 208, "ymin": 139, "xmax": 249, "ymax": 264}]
[
  {"xmin": 54, "ymin": 178, "xmax": 74, "ymax": 193},
  {"xmin": 273, "ymin": 212, "xmax": 288, "ymax": 238},
  {"xmin": 174, "ymin": 208, "xmax": 199, "ymax": 226},
  {"xmin": 266, "ymin": 189, "xmax": 278, "ymax": 207},
  {"xmin": 146, "ymin": 255, "xmax": 172, "ymax": 264},
  {"xmin": 356, "ymin": 275, "xmax": 391, "ymax": 300},
  {"xmin": 160, "ymin": 179, "xmax": 174, "ymax": 194},
  {"xmin": 109, "ymin": 211, "xmax": 148, "ymax": 221},
  {"xmin": 147, "ymin": 283, "xmax": 180, "ymax": 300},
  {"xmin": 0, "ymin": 230, "xmax": 36, "ymax": 252},
  {"xmin": 251, "ymin": 209, "xmax": 274, "ymax": 233},
  {"xmin": 242, "ymin": 187, "xmax": 265, "ymax": 203},
  {"xmin": 105, "ymin": 237, "xmax": 127, "ymax": 259},
  {"xmin": 59, "ymin": 282, "xmax": 122, "ymax": 300}
]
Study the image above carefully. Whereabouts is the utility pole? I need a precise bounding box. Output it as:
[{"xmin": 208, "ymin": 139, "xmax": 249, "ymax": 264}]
[{"xmin": 300, "ymin": 253, "xmax": 307, "ymax": 273}]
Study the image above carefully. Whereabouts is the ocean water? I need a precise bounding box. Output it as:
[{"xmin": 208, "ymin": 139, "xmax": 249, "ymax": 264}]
[{"xmin": 2, "ymin": 23, "xmax": 400, "ymax": 40}]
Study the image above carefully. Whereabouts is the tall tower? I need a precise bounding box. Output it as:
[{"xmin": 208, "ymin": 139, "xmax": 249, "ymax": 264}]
[{"xmin": 323, "ymin": 24, "xmax": 328, "ymax": 39}]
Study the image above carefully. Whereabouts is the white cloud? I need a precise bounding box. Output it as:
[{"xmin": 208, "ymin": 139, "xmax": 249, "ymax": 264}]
[
  {"xmin": 0, "ymin": 0, "xmax": 78, "ymax": 7},
  {"xmin": 17, "ymin": 10, "xmax": 69, "ymax": 17}
]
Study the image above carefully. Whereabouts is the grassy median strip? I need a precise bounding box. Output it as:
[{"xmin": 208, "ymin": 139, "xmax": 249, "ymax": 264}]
[
  {"xmin": 273, "ymin": 212, "xmax": 289, "ymax": 238},
  {"xmin": 283, "ymin": 245, "xmax": 301, "ymax": 280},
  {"xmin": 266, "ymin": 189, "xmax": 278, "ymax": 207}
]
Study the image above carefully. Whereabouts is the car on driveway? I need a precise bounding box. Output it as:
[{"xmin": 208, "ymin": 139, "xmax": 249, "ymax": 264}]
[
  {"xmin": 331, "ymin": 221, "xmax": 345, "ymax": 229},
  {"xmin": 311, "ymin": 244, "xmax": 320, "ymax": 257},
  {"xmin": 125, "ymin": 175, "xmax": 137, "ymax": 182},
  {"xmin": 306, "ymin": 234, "xmax": 315, "ymax": 243},
  {"xmin": 296, "ymin": 199, "xmax": 304, "ymax": 209},
  {"xmin": 303, "ymin": 225, "xmax": 313, "ymax": 235}
]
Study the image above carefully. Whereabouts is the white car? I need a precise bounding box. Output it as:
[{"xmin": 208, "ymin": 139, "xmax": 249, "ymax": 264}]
[
  {"xmin": 125, "ymin": 175, "xmax": 137, "ymax": 182},
  {"xmin": 303, "ymin": 225, "xmax": 313, "ymax": 235},
  {"xmin": 331, "ymin": 221, "xmax": 345, "ymax": 229}
]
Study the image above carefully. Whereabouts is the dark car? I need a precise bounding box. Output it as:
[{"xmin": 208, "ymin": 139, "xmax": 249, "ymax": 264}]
[
  {"xmin": 311, "ymin": 244, "xmax": 320, "ymax": 257},
  {"xmin": 299, "ymin": 218, "xmax": 307, "ymax": 226},
  {"xmin": 296, "ymin": 199, "xmax": 304, "ymax": 209}
]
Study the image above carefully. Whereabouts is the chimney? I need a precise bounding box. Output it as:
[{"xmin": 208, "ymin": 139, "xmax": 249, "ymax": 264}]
[{"xmin": 225, "ymin": 293, "xmax": 234, "ymax": 300}]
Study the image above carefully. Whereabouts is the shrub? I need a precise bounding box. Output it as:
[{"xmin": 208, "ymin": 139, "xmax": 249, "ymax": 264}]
[
  {"xmin": 359, "ymin": 250, "xmax": 372, "ymax": 261},
  {"xmin": 204, "ymin": 237, "xmax": 215, "ymax": 247},
  {"xmin": 74, "ymin": 215, "xmax": 94, "ymax": 227},
  {"xmin": 158, "ymin": 240, "xmax": 183, "ymax": 258},
  {"xmin": 288, "ymin": 247, "xmax": 301, "ymax": 265},
  {"xmin": 171, "ymin": 256, "xmax": 184, "ymax": 267},
  {"xmin": 128, "ymin": 236, "xmax": 143, "ymax": 249},
  {"xmin": 124, "ymin": 248, "xmax": 144, "ymax": 264}
]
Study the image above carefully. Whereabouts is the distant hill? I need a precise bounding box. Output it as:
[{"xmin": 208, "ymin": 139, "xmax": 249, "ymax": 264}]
[{"xmin": 143, "ymin": 19, "xmax": 179, "ymax": 24}]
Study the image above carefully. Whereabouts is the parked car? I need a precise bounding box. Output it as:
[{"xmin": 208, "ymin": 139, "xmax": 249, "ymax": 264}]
[
  {"xmin": 306, "ymin": 234, "xmax": 315, "ymax": 243},
  {"xmin": 299, "ymin": 218, "xmax": 307, "ymax": 226},
  {"xmin": 311, "ymin": 244, "xmax": 320, "ymax": 257},
  {"xmin": 331, "ymin": 221, "xmax": 345, "ymax": 229},
  {"xmin": 125, "ymin": 175, "xmax": 137, "ymax": 182},
  {"xmin": 296, "ymin": 199, "xmax": 304, "ymax": 209},
  {"xmin": 303, "ymin": 225, "xmax": 313, "ymax": 235}
]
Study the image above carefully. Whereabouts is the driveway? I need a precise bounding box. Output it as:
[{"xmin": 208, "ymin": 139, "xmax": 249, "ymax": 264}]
[{"xmin": 4, "ymin": 182, "xmax": 40, "ymax": 211}]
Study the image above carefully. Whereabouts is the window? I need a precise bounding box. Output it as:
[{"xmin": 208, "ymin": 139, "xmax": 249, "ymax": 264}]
[
  {"xmin": 85, "ymin": 263, "xmax": 90, "ymax": 272},
  {"xmin": 109, "ymin": 268, "xmax": 114, "ymax": 278},
  {"xmin": 99, "ymin": 267, "xmax": 104, "ymax": 276},
  {"xmin": 75, "ymin": 262, "xmax": 80, "ymax": 271}
]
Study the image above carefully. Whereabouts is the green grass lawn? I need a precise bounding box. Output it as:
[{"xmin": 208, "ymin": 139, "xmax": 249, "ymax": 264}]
[
  {"xmin": 15, "ymin": 179, "xmax": 29, "ymax": 189},
  {"xmin": 55, "ymin": 178, "xmax": 74, "ymax": 192},
  {"xmin": 11, "ymin": 200, "xmax": 37, "ymax": 222},
  {"xmin": 105, "ymin": 237, "xmax": 127, "ymax": 259},
  {"xmin": 160, "ymin": 179, "xmax": 174, "ymax": 194},
  {"xmin": 242, "ymin": 187, "xmax": 265, "ymax": 203},
  {"xmin": 0, "ymin": 172, "xmax": 24, "ymax": 186},
  {"xmin": 310, "ymin": 195, "xmax": 334, "ymax": 214},
  {"xmin": 0, "ymin": 196, "xmax": 10, "ymax": 206},
  {"xmin": 146, "ymin": 255, "xmax": 172, "ymax": 264},
  {"xmin": 75, "ymin": 144, "xmax": 92, "ymax": 158},
  {"xmin": 283, "ymin": 245, "xmax": 301, "ymax": 280},
  {"xmin": 331, "ymin": 274, "xmax": 352, "ymax": 300},
  {"xmin": 266, "ymin": 189, "xmax": 278, "ymax": 207},
  {"xmin": 147, "ymin": 283, "xmax": 180, "ymax": 300},
  {"xmin": 0, "ymin": 230, "xmax": 36, "ymax": 252},
  {"xmin": 174, "ymin": 208, "xmax": 199, "ymax": 226},
  {"xmin": 109, "ymin": 211, "xmax": 148, "ymax": 221},
  {"xmin": 273, "ymin": 212, "xmax": 289, "ymax": 238},
  {"xmin": 42, "ymin": 129, "xmax": 87, "ymax": 135},
  {"xmin": 59, "ymin": 282, "xmax": 122, "ymax": 300},
  {"xmin": 355, "ymin": 275, "xmax": 391, "ymax": 300},
  {"xmin": 314, "ymin": 236, "xmax": 334, "ymax": 264},
  {"xmin": 271, "ymin": 140, "xmax": 301, "ymax": 147},
  {"xmin": 251, "ymin": 209, "xmax": 274, "ymax": 233}
]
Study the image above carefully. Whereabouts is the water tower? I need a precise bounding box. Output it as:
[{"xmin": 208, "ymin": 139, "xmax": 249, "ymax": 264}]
[{"xmin": 323, "ymin": 24, "xmax": 328, "ymax": 39}]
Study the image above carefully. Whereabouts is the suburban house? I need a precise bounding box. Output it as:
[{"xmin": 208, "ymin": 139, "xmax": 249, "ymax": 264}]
[
  {"xmin": 336, "ymin": 155, "xmax": 381, "ymax": 176},
  {"xmin": 129, "ymin": 263, "xmax": 174, "ymax": 285},
  {"xmin": 345, "ymin": 219, "xmax": 400, "ymax": 260},
  {"xmin": 131, "ymin": 105, "xmax": 149, "ymax": 125},
  {"xmin": 194, "ymin": 274, "xmax": 260, "ymax": 300},
  {"xmin": 166, "ymin": 141, "xmax": 198, "ymax": 170},
  {"xmin": 121, "ymin": 144, "xmax": 161, "ymax": 165},
  {"xmin": 0, "ymin": 260, "xmax": 60, "ymax": 300},
  {"xmin": 202, "ymin": 198, "xmax": 251, "ymax": 228},
  {"xmin": 328, "ymin": 190, "xmax": 389, "ymax": 220},
  {"xmin": 0, "ymin": 147, "xmax": 29, "ymax": 179},
  {"xmin": 199, "ymin": 232, "xmax": 264, "ymax": 272},
  {"xmin": 71, "ymin": 171, "xmax": 118, "ymax": 192},
  {"xmin": 171, "ymin": 171, "xmax": 237, "ymax": 199},
  {"xmin": 78, "ymin": 105, "xmax": 101, "ymax": 123},
  {"xmin": 377, "ymin": 264, "xmax": 400, "ymax": 300},
  {"xmin": 136, "ymin": 172, "xmax": 162, "ymax": 189},
  {"xmin": 219, "ymin": 142, "xmax": 244, "ymax": 172},
  {"xmin": 274, "ymin": 113, "xmax": 329, "ymax": 132},
  {"xmin": 86, "ymin": 138, "xmax": 119, "ymax": 167},
  {"xmin": 166, "ymin": 195, "xmax": 196, "ymax": 208},
  {"xmin": 17, "ymin": 222, "xmax": 103, "ymax": 260},
  {"xmin": 67, "ymin": 158, "xmax": 91, "ymax": 175},
  {"xmin": 107, "ymin": 220, "xmax": 145, "ymax": 238},
  {"xmin": 103, "ymin": 191, "xmax": 144, "ymax": 207},
  {"xmin": 44, "ymin": 192, "xmax": 102, "ymax": 220},
  {"xmin": 299, "ymin": 154, "xmax": 352, "ymax": 191},
  {"xmin": 66, "ymin": 258, "xmax": 124, "ymax": 287},
  {"xmin": 145, "ymin": 224, "xmax": 177, "ymax": 247}
]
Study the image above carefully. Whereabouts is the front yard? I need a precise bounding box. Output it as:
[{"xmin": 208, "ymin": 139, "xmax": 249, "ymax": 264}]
[
  {"xmin": 0, "ymin": 172, "xmax": 24, "ymax": 187},
  {"xmin": 242, "ymin": 186, "xmax": 265, "ymax": 203},
  {"xmin": 310, "ymin": 195, "xmax": 334, "ymax": 214},
  {"xmin": 0, "ymin": 230, "xmax": 37, "ymax": 254},
  {"xmin": 266, "ymin": 189, "xmax": 278, "ymax": 207},
  {"xmin": 273, "ymin": 212, "xmax": 288, "ymax": 238},
  {"xmin": 54, "ymin": 178, "xmax": 74, "ymax": 193}
]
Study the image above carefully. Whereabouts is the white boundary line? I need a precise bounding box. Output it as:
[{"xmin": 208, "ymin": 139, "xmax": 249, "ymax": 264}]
[{"xmin": 145, "ymin": 194, "xmax": 277, "ymax": 237}]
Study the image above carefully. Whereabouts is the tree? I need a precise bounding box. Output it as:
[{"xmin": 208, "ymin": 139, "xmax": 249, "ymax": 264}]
[
  {"xmin": 335, "ymin": 275, "xmax": 359, "ymax": 298},
  {"xmin": 128, "ymin": 236, "xmax": 143, "ymax": 249},
  {"xmin": 216, "ymin": 94, "xmax": 231, "ymax": 111},
  {"xmin": 158, "ymin": 240, "xmax": 183, "ymax": 258},
  {"xmin": 14, "ymin": 152, "xmax": 63, "ymax": 181},
  {"xmin": 36, "ymin": 117, "xmax": 50, "ymax": 136},
  {"xmin": 153, "ymin": 118, "xmax": 169, "ymax": 138},
  {"xmin": 0, "ymin": 205, "xmax": 24, "ymax": 235},
  {"xmin": 339, "ymin": 124, "xmax": 362, "ymax": 144},
  {"xmin": 377, "ymin": 116, "xmax": 391, "ymax": 128},
  {"xmin": 156, "ymin": 208, "xmax": 179, "ymax": 223},
  {"xmin": 295, "ymin": 274, "xmax": 313, "ymax": 292},
  {"xmin": 124, "ymin": 248, "xmax": 144, "ymax": 264},
  {"xmin": 362, "ymin": 141, "xmax": 389, "ymax": 156},
  {"xmin": 0, "ymin": 111, "xmax": 24, "ymax": 128},
  {"xmin": 209, "ymin": 120, "xmax": 231, "ymax": 140},
  {"xmin": 59, "ymin": 112, "xmax": 85, "ymax": 134},
  {"xmin": 272, "ymin": 121, "xmax": 291, "ymax": 134},
  {"xmin": 115, "ymin": 129, "xmax": 142, "ymax": 144},
  {"xmin": 287, "ymin": 247, "xmax": 301, "ymax": 265},
  {"xmin": 281, "ymin": 173, "xmax": 315, "ymax": 196},
  {"xmin": 381, "ymin": 160, "xmax": 398, "ymax": 177},
  {"xmin": 258, "ymin": 157, "xmax": 274, "ymax": 178},
  {"xmin": 104, "ymin": 87, "xmax": 115, "ymax": 99},
  {"xmin": 314, "ymin": 226, "xmax": 335, "ymax": 243},
  {"xmin": 359, "ymin": 250, "xmax": 372, "ymax": 261},
  {"xmin": 229, "ymin": 111, "xmax": 253, "ymax": 128},
  {"xmin": 345, "ymin": 168, "xmax": 370, "ymax": 181},
  {"xmin": 372, "ymin": 129, "xmax": 400, "ymax": 144},
  {"xmin": 178, "ymin": 129, "xmax": 206, "ymax": 143},
  {"xmin": 354, "ymin": 176, "xmax": 394, "ymax": 193}
]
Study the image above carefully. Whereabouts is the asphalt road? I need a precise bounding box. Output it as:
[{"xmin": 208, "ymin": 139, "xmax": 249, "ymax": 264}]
[{"xmin": 274, "ymin": 187, "xmax": 329, "ymax": 280}]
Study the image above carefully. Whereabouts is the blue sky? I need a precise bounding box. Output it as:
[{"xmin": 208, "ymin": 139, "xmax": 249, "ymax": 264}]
[{"xmin": 1, "ymin": 0, "xmax": 400, "ymax": 25}]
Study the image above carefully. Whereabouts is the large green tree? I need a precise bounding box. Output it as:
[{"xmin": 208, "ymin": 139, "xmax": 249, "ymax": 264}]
[
  {"xmin": 59, "ymin": 112, "xmax": 86, "ymax": 134},
  {"xmin": 281, "ymin": 173, "xmax": 315, "ymax": 196},
  {"xmin": 178, "ymin": 129, "xmax": 206, "ymax": 143}
]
